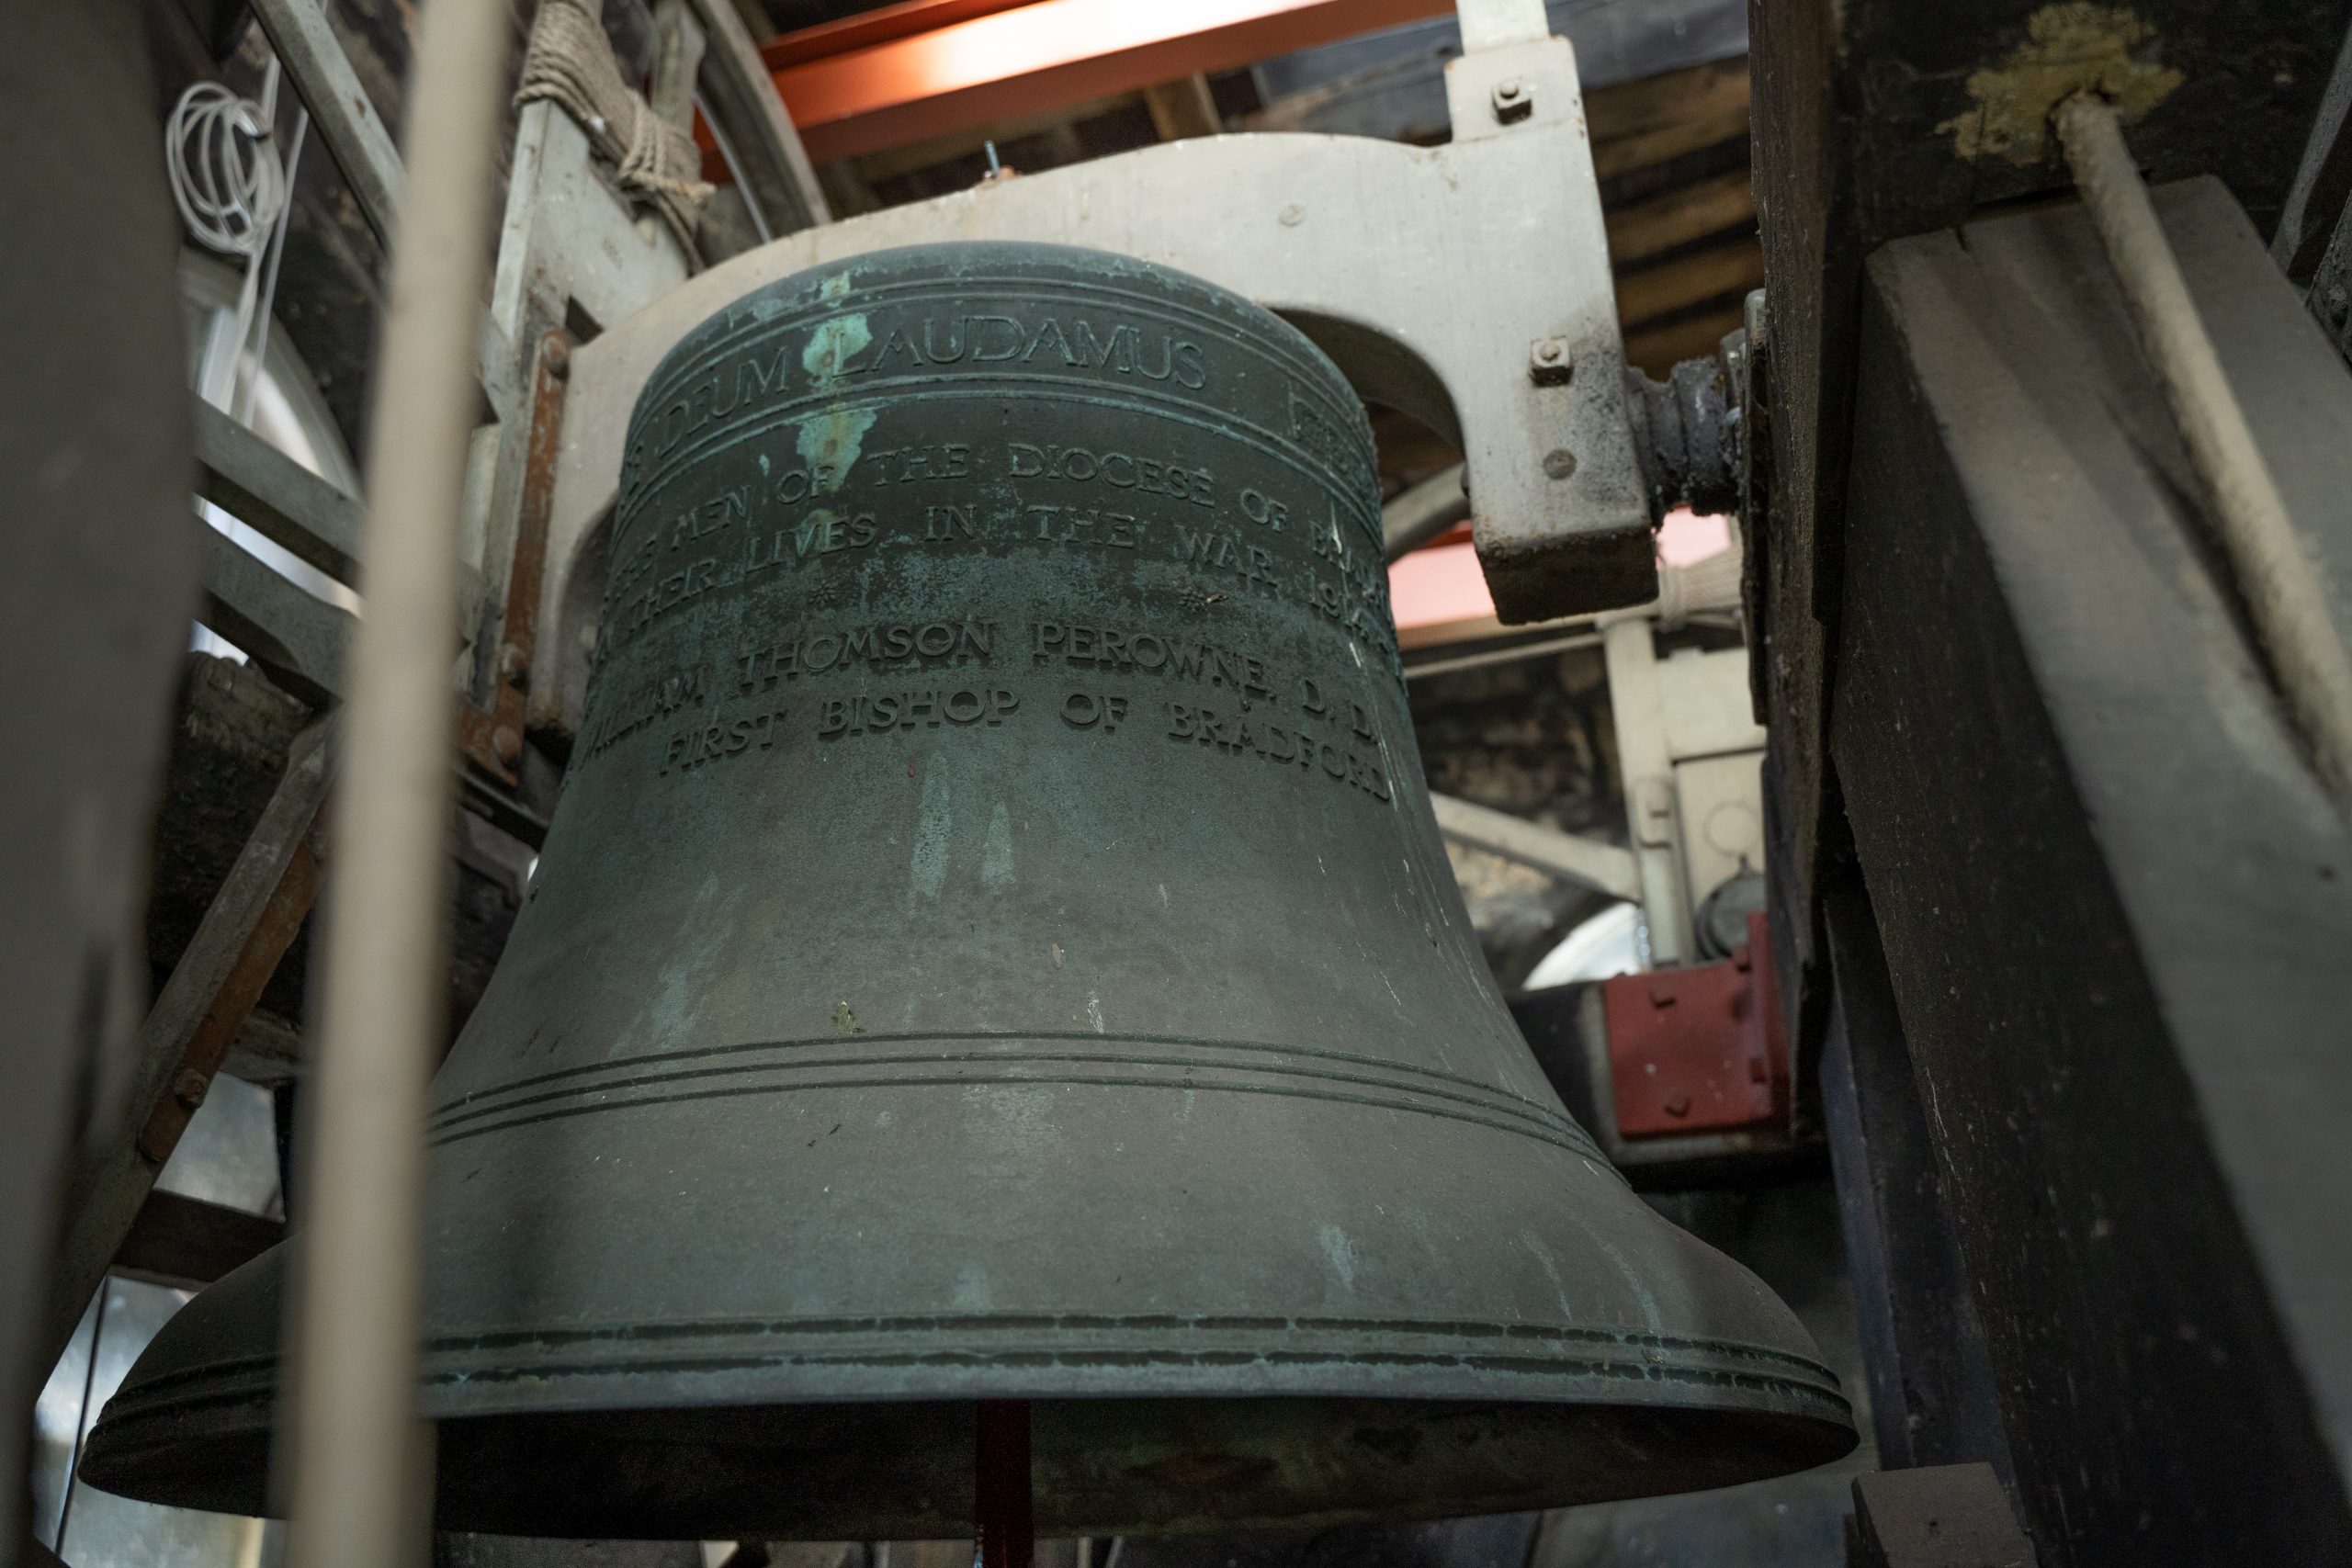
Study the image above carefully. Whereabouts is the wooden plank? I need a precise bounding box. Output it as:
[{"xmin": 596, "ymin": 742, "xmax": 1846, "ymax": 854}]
[
  {"xmin": 1615, "ymin": 240, "xmax": 1764, "ymax": 328},
  {"xmin": 1143, "ymin": 75, "xmax": 1223, "ymax": 140},
  {"xmin": 1591, "ymin": 102, "xmax": 1749, "ymax": 180},
  {"xmin": 40, "ymin": 727, "xmax": 329, "ymax": 1367},
  {"xmin": 115, "ymin": 1190, "xmax": 287, "ymax": 1290},
  {"xmin": 1587, "ymin": 56, "xmax": 1747, "ymax": 147},
  {"xmin": 1832, "ymin": 192, "xmax": 2352, "ymax": 1557},
  {"xmin": 1747, "ymin": 0, "xmax": 2352, "ymax": 1098},
  {"xmin": 1605, "ymin": 167, "xmax": 1755, "ymax": 265},
  {"xmin": 197, "ymin": 523, "xmax": 355, "ymax": 706},
  {"xmin": 192, "ymin": 396, "xmax": 365, "ymax": 584}
]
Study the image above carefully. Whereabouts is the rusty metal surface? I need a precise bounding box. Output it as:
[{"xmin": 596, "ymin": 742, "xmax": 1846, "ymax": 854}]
[
  {"xmin": 460, "ymin": 328, "xmax": 573, "ymax": 785},
  {"xmin": 85, "ymin": 244, "xmax": 1849, "ymax": 1537}
]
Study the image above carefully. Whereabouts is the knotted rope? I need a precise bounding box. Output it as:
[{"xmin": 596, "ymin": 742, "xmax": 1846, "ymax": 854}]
[{"xmin": 515, "ymin": 0, "xmax": 712, "ymax": 257}]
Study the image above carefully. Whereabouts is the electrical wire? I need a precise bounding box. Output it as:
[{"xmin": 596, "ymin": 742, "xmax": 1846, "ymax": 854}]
[
  {"xmin": 169, "ymin": 62, "xmax": 310, "ymax": 426},
  {"xmin": 234, "ymin": 107, "xmax": 309, "ymax": 423},
  {"xmin": 164, "ymin": 78, "xmax": 287, "ymax": 257}
]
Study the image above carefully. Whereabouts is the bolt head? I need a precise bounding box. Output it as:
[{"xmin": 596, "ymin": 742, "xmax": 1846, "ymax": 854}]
[
  {"xmin": 542, "ymin": 334, "xmax": 571, "ymax": 378},
  {"xmin": 1528, "ymin": 335, "xmax": 1573, "ymax": 384},
  {"xmin": 493, "ymin": 724, "xmax": 524, "ymax": 764},
  {"xmin": 174, "ymin": 1069, "xmax": 209, "ymax": 1110},
  {"xmin": 1542, "ymin": 446, "xmax": 1578, "ymax": 480}
]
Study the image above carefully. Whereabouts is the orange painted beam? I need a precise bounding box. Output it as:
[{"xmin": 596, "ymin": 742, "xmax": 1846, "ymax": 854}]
[
  {"xmin": 762, "ymin": 0, "xmax": 1040, "ymax": 71},
  {"xmin": 768, "ymin": 0, "xmax": 1457, "ymax": 164}
]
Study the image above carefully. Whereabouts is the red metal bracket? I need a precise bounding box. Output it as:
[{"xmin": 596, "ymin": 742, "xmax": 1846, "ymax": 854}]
[{"xmin": 1602, "ymin": 912, "xmax": 1791, "ymax": 1139}]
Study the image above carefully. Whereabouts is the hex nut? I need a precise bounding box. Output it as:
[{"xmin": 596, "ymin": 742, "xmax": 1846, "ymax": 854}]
[
  {"xmin": 1491, "ymin": 78, "xmax": 1532, "ymax": 124},
  {"xmin": 1528, "ymin": 335, "xmax": 1573, "ymax": 385}
]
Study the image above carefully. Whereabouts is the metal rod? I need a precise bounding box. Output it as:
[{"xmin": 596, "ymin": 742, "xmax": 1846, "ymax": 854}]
[
  {"xmin": 278, "ymin": 1, "xmax": 514, "ymax": 1564},
  {"xmin": 2055, "ymin": 95, "xmax": 2352, "ymax": 811}
]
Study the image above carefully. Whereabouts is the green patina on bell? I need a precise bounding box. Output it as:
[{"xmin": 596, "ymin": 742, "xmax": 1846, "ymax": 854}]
[{"xmin": 82, "ymin": 242, "xmax": 1850, "ymax": 1538}]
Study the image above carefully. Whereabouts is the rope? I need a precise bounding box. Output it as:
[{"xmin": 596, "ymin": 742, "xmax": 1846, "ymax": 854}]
[
  {"xmin": 516, "ymin": 0, "xmax": 711, "ymax": 258},
  {"xmin": 2056, "ymin": 95, "xmax": 2352, "ymax": 814},
  {"xmin": 1654, "ymin": 545, "xmax": 1741, "ymax": 631}
]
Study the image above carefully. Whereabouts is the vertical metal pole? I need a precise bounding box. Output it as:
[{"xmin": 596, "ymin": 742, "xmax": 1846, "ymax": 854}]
[{"xmin": 278, "ymin": 1, "xmax": 512, "ymax": 1564}]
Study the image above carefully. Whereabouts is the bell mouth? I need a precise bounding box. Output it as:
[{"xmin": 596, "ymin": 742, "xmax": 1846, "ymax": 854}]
[
  {"xmin": 80, "ymin": 1242, "xmax": 1851, "ymax": 1539},
  {"xmin": 85, "ymin": 1384, "xmax": 1850, "ymax": 1540}
]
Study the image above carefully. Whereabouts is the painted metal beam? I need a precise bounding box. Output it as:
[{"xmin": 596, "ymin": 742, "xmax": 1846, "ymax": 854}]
[{"xmin": 766, "ymin": 0, "xmax": 1455, "ymax": 162}]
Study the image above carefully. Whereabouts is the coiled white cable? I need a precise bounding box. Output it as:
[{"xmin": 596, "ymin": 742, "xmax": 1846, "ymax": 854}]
[{"xmin": 165, "ymin": 78, "xmax": 287, "ymax": 256}]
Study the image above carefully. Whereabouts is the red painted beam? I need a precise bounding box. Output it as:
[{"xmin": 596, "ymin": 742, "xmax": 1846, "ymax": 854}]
[
  {"xmin": 765, "ymin": 0, "xmax": 1457, "ymax": 164},
  {"xmin": 762, "ymin": 0, "xmax": 1039, "ymax": 71}
]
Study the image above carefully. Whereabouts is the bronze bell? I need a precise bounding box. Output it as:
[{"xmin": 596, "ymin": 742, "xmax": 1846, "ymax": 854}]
[{"xmin": 82, "ymin": 242, "xmax": 1852, "ymax": 1538}]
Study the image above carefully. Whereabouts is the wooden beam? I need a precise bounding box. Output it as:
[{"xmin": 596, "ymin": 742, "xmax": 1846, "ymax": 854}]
[
  {"xmin": 197, "ymin": 524, "xmax": 355, "ymax": 707},
  {"xmin": 192, "ymin": 396, "xmax": 366, "ymax": 584},
  {"xmin": 1592, "ymin": 102, "xmax": 1749, "ymax": 180},
  {"xmin": 1616, "ymin": 240, "xmax": 1765, "ymax": 329},
  {"xmin": 1586, "ymin": 55, "xmax": 1747, "ymax": 146},
  {"xmin": 41, "ymin": 726, "xmax": 328, "ymax": 1367},
  {"xmin": 116, "ymin": 1190, "xmax": 287, "ymax": 1290},
  {"xmin": 1143, "ymin": 75, "xmax": 1223, "ymax": 140},
  {"xmin": 1585, "ymin": 57, "xmax": 1750, "ymax": 183},
  {"xmin": 1605, "ymin": 167, "xmax": 1755, "ymax": 266}
]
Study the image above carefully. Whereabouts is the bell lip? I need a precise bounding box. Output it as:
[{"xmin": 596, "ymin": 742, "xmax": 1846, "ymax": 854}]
[
  {"xmin": 83, "ymin": 1370, "xmax": 1855, "ymax": 1537},
  {"xmin": 83, "ymin": 1241, "xmax": 1849, "ymax": 1438},
  {"xmin": 80, "ymin": 1244, "xmax": 1854, "ymax": 1532}
]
